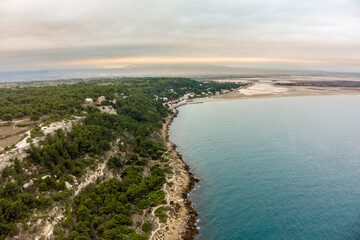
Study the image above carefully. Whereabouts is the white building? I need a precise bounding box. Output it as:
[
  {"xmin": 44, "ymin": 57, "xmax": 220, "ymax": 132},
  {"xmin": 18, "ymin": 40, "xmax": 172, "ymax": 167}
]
[{"xmin": 85, "ymin": 98, "xmax": 93, "ymax": 104}]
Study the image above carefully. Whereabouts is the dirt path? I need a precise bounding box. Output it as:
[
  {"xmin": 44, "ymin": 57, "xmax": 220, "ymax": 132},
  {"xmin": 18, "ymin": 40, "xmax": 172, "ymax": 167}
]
[
  {"xmin": 74, "ymin": 138, "xmax": 119, "ymax": 195},
  {"xmin": 150, "ymin": 182, "xmax": 171, "ymax": 239}
]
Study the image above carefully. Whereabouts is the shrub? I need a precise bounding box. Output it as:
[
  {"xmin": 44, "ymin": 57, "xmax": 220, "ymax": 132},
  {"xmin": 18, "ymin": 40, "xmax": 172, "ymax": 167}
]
[
  {"xmin": 1, "ymin": 114, "xmax": 13, "ymax": 122},
  {"xmin": 30, "ymin": 126, "xmax": 44, "ymax": 138},
  {"xmin": 142, "ymin": 221, "xmax": 152, "ymax": 233}
]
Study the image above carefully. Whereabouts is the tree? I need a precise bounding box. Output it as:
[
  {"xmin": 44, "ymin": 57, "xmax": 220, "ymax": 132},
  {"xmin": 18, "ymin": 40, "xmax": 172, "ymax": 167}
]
[
  {"xmin": 5, "ymin": 199, "xmax": 29, "ymax": 221},
  {"xmin": 1, "ymin": 182, "xmax": 21, "ymax": 199},
  {"xmin": 142, "ymin": 221, "xmax": 152, "ymax": 233},
  {"xmin": 0, "ymin": 223, "xmax": 18, "ymax": 237},
  {"xmin": 1, "ymin": 114, "xmax": 13, "ymax": 122},
  {"xmin": 14, "ymin": 158, "xmax": 22, "ymax": 174},
  {"xmin": 30, "ymin": 111, "xmax": 40, "ymax": 121}
]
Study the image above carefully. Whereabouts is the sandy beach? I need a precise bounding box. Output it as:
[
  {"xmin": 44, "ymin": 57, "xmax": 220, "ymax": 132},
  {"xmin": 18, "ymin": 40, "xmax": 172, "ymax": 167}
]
[{"xmin": 192, "ymin": 82, "xmax": 360, "ymax": 103}]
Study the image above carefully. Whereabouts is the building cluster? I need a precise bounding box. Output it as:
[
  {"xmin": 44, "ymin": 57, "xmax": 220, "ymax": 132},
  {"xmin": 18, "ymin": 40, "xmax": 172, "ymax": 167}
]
[
  {"xmin": 161, "ymin": 88, "xmax": 233, "ymax": 107},
  {"xmin": 162, "ymin": 92, "xmax": 194, "ymax": 107}
]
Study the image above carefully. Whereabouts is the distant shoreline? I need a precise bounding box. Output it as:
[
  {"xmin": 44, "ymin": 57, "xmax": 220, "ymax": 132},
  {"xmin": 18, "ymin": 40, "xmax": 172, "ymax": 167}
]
[{"xmin": 191, "ymin": 82, "xmax": 360, "ymax": 103}]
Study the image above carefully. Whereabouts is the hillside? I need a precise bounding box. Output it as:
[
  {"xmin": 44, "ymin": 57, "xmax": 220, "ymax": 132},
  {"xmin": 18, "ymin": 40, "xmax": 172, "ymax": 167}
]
[{"xmin": 0, "ymin": 77, "xmax": 242, "ymax": 240}]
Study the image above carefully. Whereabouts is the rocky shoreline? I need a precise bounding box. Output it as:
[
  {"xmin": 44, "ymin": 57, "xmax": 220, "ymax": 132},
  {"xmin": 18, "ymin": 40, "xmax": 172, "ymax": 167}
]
[{"xmin": 152, "ymin": 107, "xmax": 199, "ymax": 240}]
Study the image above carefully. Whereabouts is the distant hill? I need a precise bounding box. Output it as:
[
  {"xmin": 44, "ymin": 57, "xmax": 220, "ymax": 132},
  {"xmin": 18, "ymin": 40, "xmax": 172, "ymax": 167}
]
[{"xmin": 1, "ymin": 64, "xmax": 360, "ymax": 83}]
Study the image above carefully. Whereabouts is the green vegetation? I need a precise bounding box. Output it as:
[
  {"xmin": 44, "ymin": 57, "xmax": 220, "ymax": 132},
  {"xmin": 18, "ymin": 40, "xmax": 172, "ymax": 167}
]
[
  {"xmin": 142, "ymin": 221, "xmax": 152, "ymax": 233},
  {"xmin": 15, "ymin": 123, "xmax": 29, "ymax": 127},
  {"xmin": 67, "ymin": 166, "xmax": 164, "ymax": 239},
  {"xmin": 0, "ymin": 77, "xmax": 243, "ymax": 122},
  {"xmin": 1, "ymin": 113, "xmax": 13, "ymax": 122},
  {"xmin": 0, "ymin": 77, "xmax": 240, "ymax": 239},
  {"xmin": 30, "ymin": 126, "xmax": 44, "ymax": 138},
  {"xmin": 154, "ymin": 207, "xmax": 170, "ymax": 223},
  {"xmin": 3, "ymin": 144, "xmax": 15, "ymax": 152}
]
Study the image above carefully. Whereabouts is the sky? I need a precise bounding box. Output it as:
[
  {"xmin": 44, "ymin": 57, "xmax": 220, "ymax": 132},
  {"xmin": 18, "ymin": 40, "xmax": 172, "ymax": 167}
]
[{"xmin": 0, "ymin": 0, "xmax": 360, "ymax": 72}]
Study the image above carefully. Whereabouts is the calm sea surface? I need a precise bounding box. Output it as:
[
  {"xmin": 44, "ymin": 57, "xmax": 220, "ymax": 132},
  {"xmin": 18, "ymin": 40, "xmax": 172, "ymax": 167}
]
[{"xmin": 169, "ymin": 95, "xmax": 360, "ymax": 240}]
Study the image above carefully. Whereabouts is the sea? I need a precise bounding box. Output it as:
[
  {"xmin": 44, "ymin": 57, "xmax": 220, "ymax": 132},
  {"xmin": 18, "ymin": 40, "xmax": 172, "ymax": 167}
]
[{"xmin": 169, "ymin": 95, "xmax": 360, "ymax": 240}]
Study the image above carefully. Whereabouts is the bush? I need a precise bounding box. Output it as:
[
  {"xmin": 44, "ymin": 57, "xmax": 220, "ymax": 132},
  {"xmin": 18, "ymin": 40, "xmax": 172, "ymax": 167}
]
[
  {"xmin": 1, "ymin": 182, "xmax": 21, "ymax": 199},
  {"xmin": 0, "ymin": 223, "xmax": 18, "ymax": 237},
  {"xmin": 38, "ymin": 182, "xmax": 47, "ymax": 192},
  {"xmin": 53, "ymin": 190, "xmax": 71, "ymax": 201},
  {"xmin": 62, "ymin": 213, "xmax": 74, "ymax": 228},
  {"xmin": 1, "ymin": 166, "xmax": 15, "ymax": 180},
  {"xmin": 142, "ymin": 221, "xmax": 152, "ymax": 233},
  {"xmin": 107, "ymin": 156, "xmax": 123, "ymax": 170},
  {"xmin": 5, "ymin": 199, "xmax": 29, "ymax": 221},
  {"xmin": 15, "ymin": 123, "xmax": 29, "ymax": 127},
  {"xmin": 71, "ymin": 166, "xmax": 84, "ymax": 177},
  {"xmin": 4, "ymin": 145, "xmax": 15, "ymax": 152},
  {"xmin": 1, "ymin": 114, "xmax": 13, "ymax": 122},
  {"xmin": 130, "ymin": 154, "xmax": 138, "ymax": 161},
  {"xmin": 30, "ymin": 126, "xmax": 44, "ymax": 138},
  {"xmin": 35, "ymin": 195, "xmax": 53, "ymax": 210},
  {"xmin": 154, "ymin": 207, "xmax": 170, "ymax": 223}
]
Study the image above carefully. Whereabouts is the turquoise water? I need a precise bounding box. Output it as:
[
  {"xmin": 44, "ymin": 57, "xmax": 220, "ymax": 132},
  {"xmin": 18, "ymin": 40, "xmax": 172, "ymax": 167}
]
[{"xmin": 169, "ymin": 96, "xmax": 360, "ymax": 240}]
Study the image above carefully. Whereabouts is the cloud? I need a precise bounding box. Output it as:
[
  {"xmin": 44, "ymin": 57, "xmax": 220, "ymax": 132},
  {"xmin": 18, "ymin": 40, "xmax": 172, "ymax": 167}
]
[{"xmin": 0, "ymin": 0, "xmax": 359, "ymax": 71}]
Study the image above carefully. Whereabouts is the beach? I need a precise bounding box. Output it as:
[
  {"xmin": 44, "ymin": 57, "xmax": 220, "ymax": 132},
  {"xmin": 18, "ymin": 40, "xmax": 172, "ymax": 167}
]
[{"xmin": 192, "ymin": 82, "xmax": 360, "ymax": 103}]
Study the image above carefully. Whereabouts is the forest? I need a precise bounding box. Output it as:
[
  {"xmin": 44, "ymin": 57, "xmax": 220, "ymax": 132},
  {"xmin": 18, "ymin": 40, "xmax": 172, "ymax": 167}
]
[{"xmin": 0, "ymin": 77, "xmax": 241, "ymax": 239}]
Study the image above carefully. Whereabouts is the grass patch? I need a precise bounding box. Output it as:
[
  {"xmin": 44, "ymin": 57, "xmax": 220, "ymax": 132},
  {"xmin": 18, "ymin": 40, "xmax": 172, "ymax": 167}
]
[{"xmin": 15, "ymin": 123, "xmax": 29, "ymax": 127}]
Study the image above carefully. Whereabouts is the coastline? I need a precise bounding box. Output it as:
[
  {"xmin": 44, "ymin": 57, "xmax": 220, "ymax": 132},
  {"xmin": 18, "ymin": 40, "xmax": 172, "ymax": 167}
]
[
  {"xmin": 152, "ymin": 107, "xmax": 199, "ymax": 240},
  {"xmin": 191, "ymin": 84, "xmax": 360, "ymax": 104},
  {"xmin": 154, "ymin": 83, "xmax": 360, "ymax": 239},
  {"xmin": 161, "ymin": 95, "xmax": 360, "ymax": 240}
]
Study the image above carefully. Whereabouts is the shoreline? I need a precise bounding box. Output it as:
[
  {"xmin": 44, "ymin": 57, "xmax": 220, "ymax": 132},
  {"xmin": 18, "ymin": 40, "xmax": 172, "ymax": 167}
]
[
  {"xmin": 156, "ymin": 84, "xmax": 360, "ymax": 239},
  {"xmin": 152, "ymin": 107, "xmax": 199, "ymax": 240},
  {"xmin": 191, "ymin": 85, "xmax": 360, "ymax": 103}
]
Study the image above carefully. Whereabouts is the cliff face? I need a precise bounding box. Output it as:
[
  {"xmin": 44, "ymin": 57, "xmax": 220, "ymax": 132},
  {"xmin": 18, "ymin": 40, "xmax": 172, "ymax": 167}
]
[{"xmin": 0, "ymin": 118, "xmax": 81, "ymax": 172}]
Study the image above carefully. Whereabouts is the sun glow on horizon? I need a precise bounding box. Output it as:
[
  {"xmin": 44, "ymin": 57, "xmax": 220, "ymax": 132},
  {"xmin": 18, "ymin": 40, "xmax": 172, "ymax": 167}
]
[{"xmin": 63, "ymin": 56, "xmax": 360, "ymax": 68}]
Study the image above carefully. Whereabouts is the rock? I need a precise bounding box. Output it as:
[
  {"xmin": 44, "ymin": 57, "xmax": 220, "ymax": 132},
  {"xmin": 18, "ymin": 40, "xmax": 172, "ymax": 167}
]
[
  {"xmin": 23, "ymin": 179, "xmax": 33, "ymax": 189},
  {"xmin": 97, "ymin": 96, "xmax": 106, "ymax": 103},
  {"xmin": 65, "ymin": 182, "xmax": 73, "ymax": 190},
  {"xmin": 70, "ymin": 175, "xmax": 79, "ymax": 185}
]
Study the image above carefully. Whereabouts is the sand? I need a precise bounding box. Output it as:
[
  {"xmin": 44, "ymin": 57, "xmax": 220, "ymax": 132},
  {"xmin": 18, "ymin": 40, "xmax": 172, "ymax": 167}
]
[{"xmin": 192, "ymin": 82, "xmax": 360, "ymax": 103}]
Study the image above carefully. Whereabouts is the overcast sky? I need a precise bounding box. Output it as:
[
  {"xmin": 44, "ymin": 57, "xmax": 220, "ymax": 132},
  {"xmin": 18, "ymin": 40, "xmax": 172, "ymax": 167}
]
[{"xmin": 0, "ymin": 0, "xmax": 359, "ymax": 72}]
